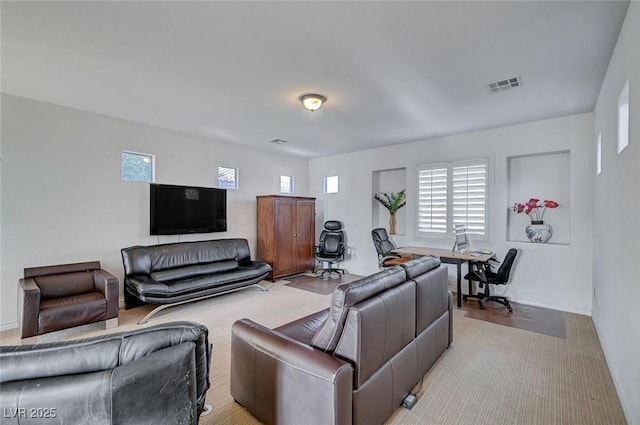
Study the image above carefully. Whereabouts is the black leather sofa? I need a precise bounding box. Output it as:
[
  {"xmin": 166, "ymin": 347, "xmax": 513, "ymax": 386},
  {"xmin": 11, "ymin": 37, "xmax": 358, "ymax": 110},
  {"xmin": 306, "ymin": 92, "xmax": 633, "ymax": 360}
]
[
  {"xmin": 122, "ymin": 239, "xmax": 272, "ymax": 323},
  {"xmin": 0, "ymin": 321, "xmax": 211, "ymax": 425}
]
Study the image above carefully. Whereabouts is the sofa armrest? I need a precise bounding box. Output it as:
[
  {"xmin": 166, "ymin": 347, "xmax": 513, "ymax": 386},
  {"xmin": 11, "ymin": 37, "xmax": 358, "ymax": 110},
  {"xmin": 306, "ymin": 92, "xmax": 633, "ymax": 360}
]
[
  {"xmin": 18, "ymin": 278, "xmax": 41, "ymax": 338},
  {"xmin": 93, "ymin": 269, "xmax": 119, "ymax": 319},
  {"xmin": 231, "ymin": 318, "xmax": 353, "ymax": 425}
]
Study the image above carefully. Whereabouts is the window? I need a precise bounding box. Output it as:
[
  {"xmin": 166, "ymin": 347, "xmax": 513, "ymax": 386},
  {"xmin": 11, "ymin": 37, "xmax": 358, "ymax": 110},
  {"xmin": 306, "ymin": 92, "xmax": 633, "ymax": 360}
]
[
  {"xmin": 617, "ymin": 80, "xmax": 630, "ymax": 154},
  {"xmin": 596, "ymin": 132, "xmax": 602, "ymax": 175},
  {"xmin": 121, "ymin": 151, "xmax": 154, "ymax": 182},
  {"xmin": 324, "ymin": 175, "xmax": 339, "ymax": 194},
  {"xmin": 280, "ymin": 175, "xmax": 294, "ymax": 194},
  {"xmin": 218, "ymin": 166, "xmax": 239, "ymax": 190},
  {"xmin": 417, "ymin": 158, "xmax": 488, "ymax": 238}
]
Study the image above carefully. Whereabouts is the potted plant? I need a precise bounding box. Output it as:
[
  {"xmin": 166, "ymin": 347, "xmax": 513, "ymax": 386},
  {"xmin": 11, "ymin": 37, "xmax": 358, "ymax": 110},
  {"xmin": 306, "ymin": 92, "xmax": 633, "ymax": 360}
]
[
  {"xmin": 513, "ymin": 198, "xmax": 559, "ymax": 243},
  {"xmin": 374, "ymin": 189, "xmax": 406, "ymax": 235}
]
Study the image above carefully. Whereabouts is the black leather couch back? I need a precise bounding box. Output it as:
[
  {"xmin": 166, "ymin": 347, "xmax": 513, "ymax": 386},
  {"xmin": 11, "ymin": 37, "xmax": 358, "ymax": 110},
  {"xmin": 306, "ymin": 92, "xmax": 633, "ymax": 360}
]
[
  {"xmin": 122, "ymin": 239, "xmax": 252, "ymax": 276},
  {"xmin": 0, "ymin": 321, "xmax": 211, "ymax": 424}
]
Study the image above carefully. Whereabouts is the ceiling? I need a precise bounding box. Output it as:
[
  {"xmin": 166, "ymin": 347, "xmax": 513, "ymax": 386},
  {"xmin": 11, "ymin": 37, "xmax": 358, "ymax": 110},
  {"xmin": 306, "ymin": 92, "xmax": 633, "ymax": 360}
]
[{"xmin": 1, "ymin": 1, "xmax": 630, "ymax": 158}]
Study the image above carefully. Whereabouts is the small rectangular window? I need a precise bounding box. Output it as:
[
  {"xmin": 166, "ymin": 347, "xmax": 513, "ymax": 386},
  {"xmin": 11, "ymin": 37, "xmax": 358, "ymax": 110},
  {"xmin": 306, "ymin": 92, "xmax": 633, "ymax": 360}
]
[
  {"xmin": 122, "ymin": 151, "xmax": 154, "ymax": 182},
  {"xmin": 324, "ymin": 175, "xmax": 339, "ymax": 194},
  {"xmin": 280, "ymin": 175, "xmax": 294, "ymax": 194},
  {"xmin": 218, "ymin": 165, "xmax": 239, "ymax": 190},
  {"xmin": 617, "ymin": 80, "xmax": 629, "ymax": 154},
  {"xmin": 596, "ymin": 132, "xmax": 602, "ymax": 175}
]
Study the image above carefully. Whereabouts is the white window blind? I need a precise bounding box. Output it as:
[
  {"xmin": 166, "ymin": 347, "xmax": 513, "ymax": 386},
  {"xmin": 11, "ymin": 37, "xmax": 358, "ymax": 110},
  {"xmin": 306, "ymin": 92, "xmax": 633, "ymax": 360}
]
[
  {"xmin": 452, "ymin": 162, "xmax": 487, "ymax": 235},
  {"xmin": 417, "ymin": 167, "xmax": 448, "ymax": 233},
  {"xmin": 418, "ymin": 158, "xmax": 488, "ymax": 238}
]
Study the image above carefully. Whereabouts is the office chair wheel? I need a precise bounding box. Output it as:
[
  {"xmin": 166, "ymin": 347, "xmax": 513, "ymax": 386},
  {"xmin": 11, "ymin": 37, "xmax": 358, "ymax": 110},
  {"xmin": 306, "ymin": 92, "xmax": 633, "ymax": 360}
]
[
  {"xmin": 479, "ymin": 301, "xmax": 486, "ymax": 310},
  {"xmin": 507, "ymin": 305, "xmax": 513, "ymax": 313}
]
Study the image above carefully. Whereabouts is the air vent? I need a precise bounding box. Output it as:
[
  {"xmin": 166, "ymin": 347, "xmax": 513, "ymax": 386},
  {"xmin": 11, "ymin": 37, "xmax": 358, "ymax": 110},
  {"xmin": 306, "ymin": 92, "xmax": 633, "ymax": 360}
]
[
  {"xmin": 268, "ymin": 139, "xmax": 288, "ymax": 145},
  {"xmin": 487, "ymin": 76, "xmax": 522, "ymax": 93}
]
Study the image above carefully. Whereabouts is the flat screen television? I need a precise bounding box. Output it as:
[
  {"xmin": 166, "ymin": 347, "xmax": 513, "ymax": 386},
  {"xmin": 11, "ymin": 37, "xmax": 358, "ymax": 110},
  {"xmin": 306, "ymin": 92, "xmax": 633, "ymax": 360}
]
[{"xmin": 150, "ymin": 183, "xmax": 227, "ymax": 235}]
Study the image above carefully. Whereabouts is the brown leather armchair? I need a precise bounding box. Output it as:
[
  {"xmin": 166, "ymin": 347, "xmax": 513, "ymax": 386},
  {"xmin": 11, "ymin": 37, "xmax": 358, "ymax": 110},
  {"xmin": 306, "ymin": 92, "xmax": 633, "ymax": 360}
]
[{"xmin": 18, "ymin": 261, "xmax": 119, "ymax": 339}]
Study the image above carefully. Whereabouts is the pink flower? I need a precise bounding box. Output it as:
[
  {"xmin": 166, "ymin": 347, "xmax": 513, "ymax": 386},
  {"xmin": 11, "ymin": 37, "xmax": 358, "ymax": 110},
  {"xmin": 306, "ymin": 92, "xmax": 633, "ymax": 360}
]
[
  {"xmin": 514, "ymin": 198, "xmax": 559, "ymax": 223},
  {"xmin": 526, "ymin": 198, "xmax": 541, "ymax": 209}
]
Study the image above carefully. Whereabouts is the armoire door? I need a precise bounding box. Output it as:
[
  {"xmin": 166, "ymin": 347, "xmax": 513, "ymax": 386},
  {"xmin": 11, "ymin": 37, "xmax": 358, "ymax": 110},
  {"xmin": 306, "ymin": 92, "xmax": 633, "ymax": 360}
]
[
  {"xmin": 294, "ymin": 199, "xmax": 316, "ymax": 271},
  {"xmin": 274, "ymin": 197, "xmax": 297, "ymax": 276}
]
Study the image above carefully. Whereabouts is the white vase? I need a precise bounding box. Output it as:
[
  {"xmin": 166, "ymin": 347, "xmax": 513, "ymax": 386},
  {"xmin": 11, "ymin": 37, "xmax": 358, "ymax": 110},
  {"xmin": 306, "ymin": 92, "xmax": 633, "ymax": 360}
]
[{"xmin": 525, "ymin": 221, "xmax": 552, "ymax": 243}]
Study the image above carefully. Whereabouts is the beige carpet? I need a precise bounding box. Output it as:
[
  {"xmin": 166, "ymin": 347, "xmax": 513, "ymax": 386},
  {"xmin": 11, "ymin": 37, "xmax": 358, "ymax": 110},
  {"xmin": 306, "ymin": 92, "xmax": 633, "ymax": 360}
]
[{"xmin": 0, "ymin": 279, "xmax": 626, "ymax": 425}]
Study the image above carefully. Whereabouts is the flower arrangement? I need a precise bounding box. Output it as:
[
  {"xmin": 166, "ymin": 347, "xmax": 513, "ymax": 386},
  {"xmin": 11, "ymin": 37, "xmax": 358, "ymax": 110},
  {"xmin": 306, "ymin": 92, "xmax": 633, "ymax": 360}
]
[
  {"xmin": 374, "ymin": 190, "xmax": 406, "ymax": 235},
  {"xmin": 513, "ymin": 198, "xmax": 559, "ymax": 224}
]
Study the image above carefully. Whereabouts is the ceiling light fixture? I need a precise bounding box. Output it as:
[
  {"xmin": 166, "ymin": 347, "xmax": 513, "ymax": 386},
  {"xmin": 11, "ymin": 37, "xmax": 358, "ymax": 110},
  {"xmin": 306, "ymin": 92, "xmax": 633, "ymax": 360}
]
[{"xmin": 299, "ymin": 93, "xmax": 327, "ymax": 112}]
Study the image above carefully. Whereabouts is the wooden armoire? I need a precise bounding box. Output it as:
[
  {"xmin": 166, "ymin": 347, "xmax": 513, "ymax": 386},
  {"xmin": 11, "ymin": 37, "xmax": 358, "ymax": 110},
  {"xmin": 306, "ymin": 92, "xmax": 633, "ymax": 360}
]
[{"xmin": 256, "ymin": 195, "xmax": 316, "ymax": 281}]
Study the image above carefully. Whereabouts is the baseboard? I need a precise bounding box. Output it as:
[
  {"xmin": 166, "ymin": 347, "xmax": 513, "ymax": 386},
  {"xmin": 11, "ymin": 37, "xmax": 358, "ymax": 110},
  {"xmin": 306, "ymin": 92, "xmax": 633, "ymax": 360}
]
[{"xmin": 1, "ymin": 320, "xmax": 18, "ymax": 331}]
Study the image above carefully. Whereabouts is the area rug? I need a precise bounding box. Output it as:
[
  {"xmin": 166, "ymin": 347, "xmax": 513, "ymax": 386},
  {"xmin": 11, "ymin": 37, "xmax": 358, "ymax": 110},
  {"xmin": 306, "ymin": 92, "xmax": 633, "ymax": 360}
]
[{"xmin": 283, "ymin": 273, "xmax": 360, "ymax": 295}]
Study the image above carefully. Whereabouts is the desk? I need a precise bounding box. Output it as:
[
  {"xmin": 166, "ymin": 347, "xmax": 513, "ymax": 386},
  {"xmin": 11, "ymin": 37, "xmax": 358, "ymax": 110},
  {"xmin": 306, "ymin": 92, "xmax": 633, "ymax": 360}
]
[{"xmin": 391, "ymin": 247, "xmax": 493, "ymax": 308}]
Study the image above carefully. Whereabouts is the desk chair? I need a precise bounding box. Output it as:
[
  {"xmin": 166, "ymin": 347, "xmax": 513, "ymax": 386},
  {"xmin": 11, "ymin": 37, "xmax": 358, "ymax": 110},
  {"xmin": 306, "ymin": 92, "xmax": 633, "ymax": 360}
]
[
  {"xmin": 463, "ymin": 248, "xmax": 518, "ymax": 312},
  {"xmin": 371, "ymin": 228, "xmax": 411, "ymax": 267},
  {"xmin": 314, "ymin": 220, "xmax": 346, "ymax": 278}
]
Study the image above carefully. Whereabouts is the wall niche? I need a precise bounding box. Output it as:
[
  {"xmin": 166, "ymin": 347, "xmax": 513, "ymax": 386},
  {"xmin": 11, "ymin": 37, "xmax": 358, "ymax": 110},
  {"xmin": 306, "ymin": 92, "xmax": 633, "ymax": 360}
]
[
  {"xmin": 372, "ymin": 167, "xmax": 407, "ymax": 236},
  {"xmin": 507, "ymin": 151, "xmax": 570, "ymax": 245}
]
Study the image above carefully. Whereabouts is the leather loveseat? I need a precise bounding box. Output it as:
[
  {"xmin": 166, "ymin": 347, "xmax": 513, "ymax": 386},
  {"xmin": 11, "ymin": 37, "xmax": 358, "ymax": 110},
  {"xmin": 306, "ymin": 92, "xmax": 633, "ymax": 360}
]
[
  {"xmin": 0, "ymin": 321, "xmax": 211, "ymax": 425},
  {"xmin": 230, "ymin": 256, "xmax": 452, "ymax": 425},
  {"xmin": 122, "ymin": 239, "xmax": 272, "ymax": 323}
]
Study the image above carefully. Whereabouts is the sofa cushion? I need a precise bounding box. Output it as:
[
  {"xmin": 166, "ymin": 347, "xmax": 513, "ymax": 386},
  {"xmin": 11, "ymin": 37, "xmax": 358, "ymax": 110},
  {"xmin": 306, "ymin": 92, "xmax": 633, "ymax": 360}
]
[
  {"xmin": 406, "ymin": 263, "xmax": 449, "ymax": 335},
  {"xmin": 334, "ymin": 280, "xmax": 416, "ymax": 388},
  {"xmin": 399, "ymin": 256, "xmax": 441, "ymax": 279},
  {"xmin": 38, "ymin": 292, "xmax": 107, "ymax": 334},
  {"xmin": 275, "ymin": 309, "xmax": 330, "ymax": 346},
  {"xmin": 150, "ymin": 261, "xmax": 238, "ymax": 282},
  {"xmin": 35, "ymin": 271, "xmax": 95, "ymax": 299},
  {"xmin": 112, "ymin": 343, "xmax": 198, "ymax": 425},
  {"xmin": 129, "ymin": 262, "xmax": 271, "ymax": 298},
  {"xmin": 121, "ymin": 239, "xmax": 252, "ymax": 276},
  {"xmin": 0, "ymin": 370, "xmax": 112, "ymax": 423},
  {"xmin": 148, "ymin": 239, "xmax": 250, "ymax": 272},
  {"xmin": 311, "ymin": 266, "xmax": 407, "ymax": 353}
]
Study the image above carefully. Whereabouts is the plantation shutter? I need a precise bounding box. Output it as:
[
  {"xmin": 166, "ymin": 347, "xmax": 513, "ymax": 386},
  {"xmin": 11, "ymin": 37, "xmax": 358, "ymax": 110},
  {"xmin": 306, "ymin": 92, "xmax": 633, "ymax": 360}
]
[
  {"xmin": 417, "ymin": 158, "xmax": 489, "ymax": 239},
  {"xmin": 452, "ymin": 160, "xmax": 487, "ymax": 235},
  {"xmin": 417, "ymin": 166, "xmax": 448, "ymax": 234}
]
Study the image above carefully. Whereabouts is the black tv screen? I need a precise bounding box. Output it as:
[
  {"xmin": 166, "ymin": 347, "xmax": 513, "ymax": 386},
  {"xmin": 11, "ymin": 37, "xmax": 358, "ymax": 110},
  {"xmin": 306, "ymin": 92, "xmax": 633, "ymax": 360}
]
[{"xmin": 150, "ymin": 184, "xmax": 227, "ymax": 235}]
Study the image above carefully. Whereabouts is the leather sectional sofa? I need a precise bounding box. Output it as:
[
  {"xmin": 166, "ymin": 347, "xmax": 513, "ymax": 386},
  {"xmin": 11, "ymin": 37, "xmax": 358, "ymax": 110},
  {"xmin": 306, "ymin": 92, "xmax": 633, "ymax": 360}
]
[
  {"xmin": 121, "ymin": 239, "xmax": 272, "ymax": 323},
  {"xmin": 230, "ymin": 256, "xmax": 452, "ymax": 425},
  {"xmin": 0, "ymin": 321, "xmax": 211, "ymax": 425}
]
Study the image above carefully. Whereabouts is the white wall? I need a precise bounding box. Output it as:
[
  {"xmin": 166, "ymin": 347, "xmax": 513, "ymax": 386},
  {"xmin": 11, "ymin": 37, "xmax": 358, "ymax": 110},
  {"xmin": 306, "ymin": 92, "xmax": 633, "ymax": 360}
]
[
  {"xmin": 0, "ymin": 94, "xmax": 309, "ymax": 329},
  {"xmin": 592, "ymin": 3, "xmax": 640, "ymax": 424},
  {"xmin": 310, "ymin": 113, "xmax": 594, "ymax": 315}
]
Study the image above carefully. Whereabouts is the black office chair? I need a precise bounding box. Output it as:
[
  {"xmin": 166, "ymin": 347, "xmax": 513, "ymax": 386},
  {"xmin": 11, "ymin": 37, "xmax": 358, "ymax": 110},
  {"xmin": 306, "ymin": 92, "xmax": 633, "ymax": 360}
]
[
  {"xmin": 463, "ymin": 248, "xmax": 518, "ymax": 312},
  {"xmin": 314, "ymin": 220, "xmax": 346, "ymax": 278},
  {"xmin": 371, "ymin": 228, "xmax": 411, "ymax": 268}
]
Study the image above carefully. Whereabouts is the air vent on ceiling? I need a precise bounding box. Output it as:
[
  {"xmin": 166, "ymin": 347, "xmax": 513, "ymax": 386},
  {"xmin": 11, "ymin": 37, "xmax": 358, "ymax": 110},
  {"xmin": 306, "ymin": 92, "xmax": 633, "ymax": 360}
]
[
  {"xmin": 487, "ymin": 76, "xmax": 522, "ymax": 93},
  {"xmin": 268, "ymin": 139, "xmax": 288, "ymax": 145}
]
